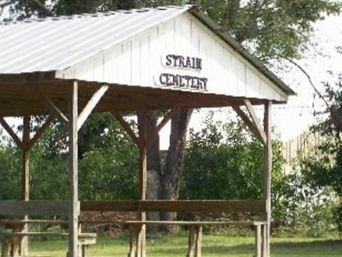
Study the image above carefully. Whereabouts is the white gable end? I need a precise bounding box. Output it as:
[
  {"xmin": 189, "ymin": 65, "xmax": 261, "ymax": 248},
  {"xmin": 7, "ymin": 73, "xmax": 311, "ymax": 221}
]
[{"xmin": 57, "ymin": 13, "xmax": 288, "ymax": 102}]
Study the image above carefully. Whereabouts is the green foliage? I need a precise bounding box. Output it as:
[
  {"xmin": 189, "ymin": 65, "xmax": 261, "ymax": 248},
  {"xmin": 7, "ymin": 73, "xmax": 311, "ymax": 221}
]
[
  {"xmin": 293, "ymin": 76, "xmax": 342, "ymax": 232},
  {"xmin": 0, "ymin": 113, "xmax": 138, "ymax": 201},
  {"xmin": 0, "ymin": 145, "xmax": 21, "ymax": 200},
  {"xmin": 181, "ymin": 112, "xmax": 285, "ymax": 203},
  {"xmin": 298, "ymin": 137, "xmax": 342, "ymax": 232},
  {"xmin": 274, "ymin": 171, "xmax": 337, "ymax": 236},
  {"xmin": 0, "ymin": 111, "xmax": 339, "ymax": 235},
  {"xmin": 29, "ymin": 148, "xmax": 68, "ymax": 200},
  {"xmin": 199, "ymin": 0, "xmax": 341, "ymax": 60},
  {"xmin": 78, "ymin": 114, "xmax": 138, "ymax": 200}
]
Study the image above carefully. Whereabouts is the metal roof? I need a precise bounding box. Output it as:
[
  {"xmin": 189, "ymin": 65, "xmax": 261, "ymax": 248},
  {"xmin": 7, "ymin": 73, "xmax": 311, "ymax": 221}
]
[
  {"xmin": 0, "ymin": 5, "xmax": 192, "ymax": 74},
  {"xmin": 0, "ymin": 4, "xmax": 295, "ymax": 96}
]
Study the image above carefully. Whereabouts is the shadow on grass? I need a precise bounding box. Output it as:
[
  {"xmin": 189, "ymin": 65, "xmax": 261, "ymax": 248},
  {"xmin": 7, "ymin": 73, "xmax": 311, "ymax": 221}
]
[
  {"xmin": 151, "ymin": 239, "xmax": 342, "ymax": 255},
  {"xmin": 29, "ymin": 236, "xmax": 342, "ymax": 257}
]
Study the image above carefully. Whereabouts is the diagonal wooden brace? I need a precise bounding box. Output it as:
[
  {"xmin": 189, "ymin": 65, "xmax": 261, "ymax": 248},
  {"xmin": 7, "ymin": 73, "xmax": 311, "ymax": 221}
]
[
  {"xmin": 112, "ymin": 112, "xmax": 140, "ymax": 146},
  {"xmin": 46, "ymin": 98, "xmax": 69, "ymax": 124},
  {"xmin": 244, "ymin": 100, "xmax": 267, "ymax": 142},
  {"xmin": 77, "ymin": 85, "xmax": 109, "ymax": 131},
  {"xmin": 27, "ymin": 115, "xmax": 54, "ymax": 151},
  {"xmin": 0, "ymin": 117, "xmax": 23, "ymax": 149},
  {"xmin": 233, "ymin": 105, "xmax": 267, "ymax": 145},
  {"xmin": 145, "ymin": 109, "xmax": 177, "ymax": 146}
]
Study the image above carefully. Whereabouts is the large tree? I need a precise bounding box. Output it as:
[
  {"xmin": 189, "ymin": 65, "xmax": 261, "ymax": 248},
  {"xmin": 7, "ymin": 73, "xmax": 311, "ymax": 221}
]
[{"xmin": 1, "ymin": 0, "xmax": 340, "ymax": 231}]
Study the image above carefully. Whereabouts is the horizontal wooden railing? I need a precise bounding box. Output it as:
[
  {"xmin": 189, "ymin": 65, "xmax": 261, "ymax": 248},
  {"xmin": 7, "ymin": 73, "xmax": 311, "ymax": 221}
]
[
  {"xmin": 81, "ymin": 200, "xmax": 266, "ymax": 214},
  {"xmin": 0, "ymin": 200, "xmax": 265, "ymax": 216},
  {"xmin": 0, "ymin": 200, "xmax": 75, "ymax": 216}
]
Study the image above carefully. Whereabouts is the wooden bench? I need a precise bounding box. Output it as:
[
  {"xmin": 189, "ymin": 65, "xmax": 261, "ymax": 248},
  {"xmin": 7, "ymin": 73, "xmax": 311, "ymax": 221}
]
[
  {"xmin": 0, "ymin": 232, "xmax": 97, "ymax": 257},
  {"xmin": 124, "ymin": 220, "xmax": 267, "ymax": 257},
  {"xmin": 0, "ymin": 220, "xmax": 96, "ymax": 257},
  {"xmin": 80, "ymin": 200, "xmax": 269, "ymax": 257}
]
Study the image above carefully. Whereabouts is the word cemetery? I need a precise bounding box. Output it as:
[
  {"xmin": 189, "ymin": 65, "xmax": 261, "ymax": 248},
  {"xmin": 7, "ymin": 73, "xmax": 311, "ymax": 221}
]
[
  {"xmin": 158, "ymin": 54, "xmax": 208, "ymax": 91},
  {"xmin": 159, "ymin": 73, "xmax": 208, "ymax": 90}
]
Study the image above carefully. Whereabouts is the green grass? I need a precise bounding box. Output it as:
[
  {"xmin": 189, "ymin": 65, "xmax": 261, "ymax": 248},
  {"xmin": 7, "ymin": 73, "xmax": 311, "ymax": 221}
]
[{"xmin": 28, "ymin": 233, "xmax": 342, "ymax": 257}]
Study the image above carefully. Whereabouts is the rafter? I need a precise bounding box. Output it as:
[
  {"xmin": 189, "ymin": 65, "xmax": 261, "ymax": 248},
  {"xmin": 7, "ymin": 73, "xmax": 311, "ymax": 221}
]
[
  {"xmin": 0, "ymin": 117, "xmax": 23, "ymax": 148},
  {"xmin": 77, "ymin": 85, "xmax": 109, "ymax": 131}
]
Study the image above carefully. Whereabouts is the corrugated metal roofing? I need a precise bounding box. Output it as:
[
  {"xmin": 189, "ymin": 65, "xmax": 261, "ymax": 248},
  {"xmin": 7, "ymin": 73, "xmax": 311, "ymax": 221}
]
[
  {"xmin": 0, "ymin": 4, "xmax": 295, "ymax": 96},
  {"xmin": 0, "ymin": 5, "xmax": 192, "ymax": 74}
]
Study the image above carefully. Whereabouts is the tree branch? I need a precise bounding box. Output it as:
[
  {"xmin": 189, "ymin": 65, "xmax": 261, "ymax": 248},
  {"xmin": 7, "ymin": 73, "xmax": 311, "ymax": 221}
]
[
  {"xmin": 284, "ymin": 57, "xmax": 330, "ymax": 109},
  {"xmin": 30, "ymin": 0, "xmax": 52, "ymax": 16}
]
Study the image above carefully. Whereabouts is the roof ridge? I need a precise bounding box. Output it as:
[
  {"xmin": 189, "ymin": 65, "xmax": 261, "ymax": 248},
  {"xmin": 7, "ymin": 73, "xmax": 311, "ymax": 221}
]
[{"xmin": 0, "ymin": 4, "xmax": 195, "ymax": 26}]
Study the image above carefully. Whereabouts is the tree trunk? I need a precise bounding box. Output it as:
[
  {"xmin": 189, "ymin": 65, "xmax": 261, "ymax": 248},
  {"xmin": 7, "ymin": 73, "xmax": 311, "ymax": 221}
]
[
  {"xmin": 146, "ymin": 111, "xmax": 162, "ymax": 234},
  {"xmin": 160, "ymin": 109, "xmax": 193, "ymax": 232}
]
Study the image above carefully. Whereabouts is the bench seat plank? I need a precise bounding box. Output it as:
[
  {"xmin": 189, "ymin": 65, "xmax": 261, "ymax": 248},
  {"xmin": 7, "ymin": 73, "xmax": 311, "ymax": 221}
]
[
  {"xmin": 0, "ymin": 220, "xmax": 67, "ymax": 225},
  {"xmin": 0, "ymin": 232, "xmax": 96, "ymax": 238},
  {"xmin": 124, "ymin": 220, "xmax": 266, "ymax": 226}
]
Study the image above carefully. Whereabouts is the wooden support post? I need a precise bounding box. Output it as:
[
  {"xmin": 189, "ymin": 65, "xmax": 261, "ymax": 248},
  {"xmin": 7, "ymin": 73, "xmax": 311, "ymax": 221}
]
[
  {"xmin": 195, "ymin": 225, "xmax": 202, "ymax": 257},
  {"xmin": 68, "ymin": 81, "xmax": 79, "ymax": 257},
  {"xmin": 20, "ymin": 115, "xmax": 30, "ymax": 256},
  {"xmin": 263, "ymin": 101, "xmax": 272, "ymax": 257},
  {"xmin": 22, "ymin": 115, "xmax": 30, "ymax": 202},
  {"xmin": 255, "ymin": 224, "xmax": 262, "ymax": 257},
  {"xmin": 261, "ymin": 224, "xmax": 267, "ymax": 257},
  {"xmin": 187, "ymin": 226, "xmax": 196, "ymax": 257},
  {"xmin": 136, "ymin": 111, "xmax": 148, "ymax": 257},
  {"xmin": 128, "ymin": 226, "xmax": 137, "ymax": 257},
  {"xmin": 1, "ymin": 239, "xmax": 9, "ymax": 257},
  {"xmin": 0, "ymin": 115, "xmax": 52, "ymax": 256}
]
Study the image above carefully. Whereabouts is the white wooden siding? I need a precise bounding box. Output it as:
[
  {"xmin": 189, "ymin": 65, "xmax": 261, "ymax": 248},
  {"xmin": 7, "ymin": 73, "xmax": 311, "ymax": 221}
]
[{"xmin": 57, "ymin": 13, "xmax": 288, "ymax": 102}]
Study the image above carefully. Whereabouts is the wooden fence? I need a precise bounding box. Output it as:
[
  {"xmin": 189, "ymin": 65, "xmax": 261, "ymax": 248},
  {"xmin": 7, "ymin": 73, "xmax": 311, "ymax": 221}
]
[{"xmin": 282, "ymin": 131, "xmax": 323, "ymax": 172}]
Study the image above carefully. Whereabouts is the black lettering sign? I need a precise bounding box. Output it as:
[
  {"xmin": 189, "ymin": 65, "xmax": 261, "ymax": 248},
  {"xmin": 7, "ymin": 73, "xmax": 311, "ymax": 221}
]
[
  {"xmin": 164, "ymin": 54, "xmax": 202, "ymax": 70},
  {"xmin": 159, "ymin": 54, "xmax": 207, "ymax": 91},
  {"xmin": 159, "ymin": 73, "xmax": 207, "ymax": 91}
]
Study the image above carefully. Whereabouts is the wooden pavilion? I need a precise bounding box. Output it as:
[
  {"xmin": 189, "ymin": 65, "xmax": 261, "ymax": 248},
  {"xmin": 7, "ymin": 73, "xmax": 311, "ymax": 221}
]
[{"xmin": 0, "ymin": 5, "xmax": 295, "ymax": 257}]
